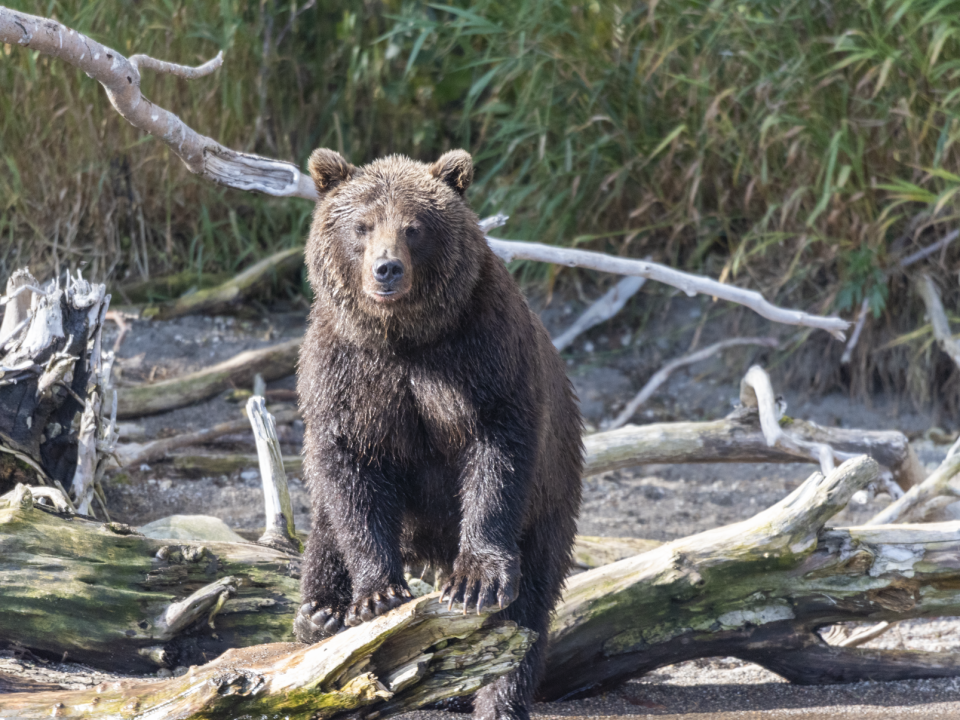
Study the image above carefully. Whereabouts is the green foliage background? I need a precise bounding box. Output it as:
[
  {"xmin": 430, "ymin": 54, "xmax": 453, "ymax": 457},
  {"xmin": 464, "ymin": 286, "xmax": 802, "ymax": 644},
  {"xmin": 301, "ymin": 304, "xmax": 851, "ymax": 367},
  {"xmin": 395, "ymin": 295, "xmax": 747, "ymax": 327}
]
[{"xmin": 1, "ymin": 0, "xmax": 960, "ymax": 403}]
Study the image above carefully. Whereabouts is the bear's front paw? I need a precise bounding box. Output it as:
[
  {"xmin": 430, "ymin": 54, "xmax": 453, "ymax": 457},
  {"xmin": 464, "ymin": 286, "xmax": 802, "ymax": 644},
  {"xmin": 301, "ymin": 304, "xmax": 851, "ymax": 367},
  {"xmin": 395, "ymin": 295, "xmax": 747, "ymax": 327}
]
[
  {"xmin": 294, "ymin": 601, "xmax": 344, "ymax": 643},
  {"xmin": 440, "ymin": 553, "xmax": 520, "ymax": 615},
  {"xmin": 343, "ymin": 584, "xmax": 413, "ymax": 627}
]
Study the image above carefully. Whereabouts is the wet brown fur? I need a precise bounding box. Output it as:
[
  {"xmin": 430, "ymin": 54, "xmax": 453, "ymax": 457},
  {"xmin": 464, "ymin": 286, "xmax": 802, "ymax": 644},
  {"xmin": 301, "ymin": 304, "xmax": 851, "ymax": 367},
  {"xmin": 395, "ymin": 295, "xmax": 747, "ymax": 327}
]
[{"xmin": 296, "ymin": 149, "xmax": 583, "ymax": 720}]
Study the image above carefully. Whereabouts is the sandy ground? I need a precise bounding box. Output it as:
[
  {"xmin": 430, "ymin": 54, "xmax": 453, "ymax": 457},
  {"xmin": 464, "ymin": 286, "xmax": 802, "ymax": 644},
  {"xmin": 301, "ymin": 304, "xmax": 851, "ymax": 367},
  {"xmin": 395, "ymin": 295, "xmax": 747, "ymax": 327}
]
[{"xmin": 4, "ymin": 292, "xmax": 960, "ymax": 716}]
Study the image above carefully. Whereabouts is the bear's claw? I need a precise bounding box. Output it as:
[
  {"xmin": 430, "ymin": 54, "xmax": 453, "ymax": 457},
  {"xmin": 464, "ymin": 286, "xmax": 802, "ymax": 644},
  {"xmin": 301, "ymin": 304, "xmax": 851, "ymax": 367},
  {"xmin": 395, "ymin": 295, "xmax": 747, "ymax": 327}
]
[
  {"xmin": 294, "ymin": 601, "xmax": 343, "ymax": 643},
  {"xmin": 344, "ymin": 585, "xmax": 413, "ymax": 627},
  {"xmin": 440, "ymin": 555, "xmax": 520, "ymax": 615}
]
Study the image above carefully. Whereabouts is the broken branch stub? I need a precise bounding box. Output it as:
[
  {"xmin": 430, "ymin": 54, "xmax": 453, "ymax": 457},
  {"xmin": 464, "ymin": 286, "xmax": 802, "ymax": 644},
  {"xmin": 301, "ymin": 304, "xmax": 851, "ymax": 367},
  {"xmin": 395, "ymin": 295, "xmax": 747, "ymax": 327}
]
[{"xmin": 246, "ymin": 395, "xmax": 300, "ymax": 553}]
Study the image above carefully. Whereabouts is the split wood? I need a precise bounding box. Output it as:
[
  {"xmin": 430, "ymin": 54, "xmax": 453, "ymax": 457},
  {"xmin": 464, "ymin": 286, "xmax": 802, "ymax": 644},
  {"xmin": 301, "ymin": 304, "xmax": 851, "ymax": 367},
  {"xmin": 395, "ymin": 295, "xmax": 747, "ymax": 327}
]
[
  {"xmin": 0, "ymin": 6, "xmax": 850, "ymax": 340},
  {"xmin": 0, "ymin": 269, "xmax": 116, "ymax": 509}
]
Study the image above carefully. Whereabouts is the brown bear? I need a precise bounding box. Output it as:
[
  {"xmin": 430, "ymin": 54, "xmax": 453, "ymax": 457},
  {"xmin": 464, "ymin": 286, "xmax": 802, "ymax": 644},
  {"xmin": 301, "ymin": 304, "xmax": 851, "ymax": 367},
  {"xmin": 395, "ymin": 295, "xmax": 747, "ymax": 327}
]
[{"xmin": 295, "ymin": 147, "xmax": 583, "ymax": 720}]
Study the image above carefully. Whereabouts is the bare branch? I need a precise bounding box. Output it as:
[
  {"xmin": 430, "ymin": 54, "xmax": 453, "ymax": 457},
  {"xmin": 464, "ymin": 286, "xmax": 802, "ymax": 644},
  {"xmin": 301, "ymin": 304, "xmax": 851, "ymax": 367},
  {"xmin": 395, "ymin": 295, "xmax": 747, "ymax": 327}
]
[
  {"xmin": 900, "ymin": 229, "xmax": 960, "ymax": 269},
  {"xmin": 840, "ymin": 297, "xmax": 870, "ymax": 365},
  {"xmin": 0, "ymin": 7, "xmax": 316, "ymax": 200},
  {"xmin": 607, "ymin": 337, "xmax": 778, "ymax": 430},
  {"xmin": 128, "ymin": 50, "xmax": 223, "ymax": 80},
  {"xmin": 553, "ymin": 274, "xmax": 647, "ymax": 352},
  {"xmin": 868, "ymin": 453, "xmax": 960, "ymax": 525},
  {"xmin": 485, "ymin": 236, "xmax": 850, "ymax": 339}
]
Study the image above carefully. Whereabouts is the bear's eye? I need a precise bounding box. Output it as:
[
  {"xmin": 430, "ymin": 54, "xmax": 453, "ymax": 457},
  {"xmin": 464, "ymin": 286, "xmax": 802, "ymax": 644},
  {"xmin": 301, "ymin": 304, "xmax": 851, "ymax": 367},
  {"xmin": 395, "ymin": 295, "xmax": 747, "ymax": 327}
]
[
  {"xmin": 404, "ymin": 226, "xmax": 420, "ymax": 239},
  {"xmin": 355, "ymin": 223, "xmax": 370, "ymax": 236}
]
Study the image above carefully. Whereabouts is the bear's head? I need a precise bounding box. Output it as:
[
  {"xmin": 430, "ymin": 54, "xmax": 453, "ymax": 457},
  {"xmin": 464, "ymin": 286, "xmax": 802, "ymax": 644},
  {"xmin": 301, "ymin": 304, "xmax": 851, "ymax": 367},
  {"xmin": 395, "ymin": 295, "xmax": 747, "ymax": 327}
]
[{"xmin": 305, "ymin": 149, "xmax": 486, "ymax": 345}]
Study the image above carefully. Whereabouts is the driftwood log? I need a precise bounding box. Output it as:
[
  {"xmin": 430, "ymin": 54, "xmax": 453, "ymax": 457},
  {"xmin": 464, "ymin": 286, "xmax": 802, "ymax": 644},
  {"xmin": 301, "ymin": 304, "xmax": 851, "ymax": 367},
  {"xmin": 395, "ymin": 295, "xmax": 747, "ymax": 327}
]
[
  {"xmin": 115, "ymin": 338, "xmax": 301, "ymax": 418},
  {"xmin": 7, "ymin": 456, "xmax": 960, "ymax": 717}
]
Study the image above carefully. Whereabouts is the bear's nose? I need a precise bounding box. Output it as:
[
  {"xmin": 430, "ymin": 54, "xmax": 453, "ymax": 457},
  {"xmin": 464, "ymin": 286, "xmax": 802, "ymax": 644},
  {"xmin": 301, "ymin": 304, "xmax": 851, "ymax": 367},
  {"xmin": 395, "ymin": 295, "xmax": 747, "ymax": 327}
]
[{"xmin": 372, "ymin": 258, "xmax": 405, "ymax": 285}]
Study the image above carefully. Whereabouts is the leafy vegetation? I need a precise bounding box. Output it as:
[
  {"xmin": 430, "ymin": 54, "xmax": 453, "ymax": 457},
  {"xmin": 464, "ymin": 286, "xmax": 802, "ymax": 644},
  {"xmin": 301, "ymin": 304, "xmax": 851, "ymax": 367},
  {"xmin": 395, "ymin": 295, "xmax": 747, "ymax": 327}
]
[{"xmin": 1, "ymin": 0, "xmax": 959, "ymax": 403}]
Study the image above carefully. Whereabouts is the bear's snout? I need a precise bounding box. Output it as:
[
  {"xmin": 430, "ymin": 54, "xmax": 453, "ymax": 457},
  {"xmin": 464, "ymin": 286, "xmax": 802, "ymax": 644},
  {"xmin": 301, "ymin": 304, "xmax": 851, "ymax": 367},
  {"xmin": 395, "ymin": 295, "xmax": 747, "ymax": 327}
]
[{"xmin": 372, "ymin": 258, "xmax": 405, "ymax": 287}]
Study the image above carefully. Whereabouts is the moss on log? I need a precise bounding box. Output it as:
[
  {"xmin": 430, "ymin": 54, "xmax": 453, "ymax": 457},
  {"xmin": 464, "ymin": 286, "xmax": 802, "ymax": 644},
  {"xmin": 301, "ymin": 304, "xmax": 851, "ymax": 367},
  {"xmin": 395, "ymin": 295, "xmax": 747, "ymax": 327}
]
[{"xmin": 0, "ymin": 595, "xmax": 533, "ymax": 719}]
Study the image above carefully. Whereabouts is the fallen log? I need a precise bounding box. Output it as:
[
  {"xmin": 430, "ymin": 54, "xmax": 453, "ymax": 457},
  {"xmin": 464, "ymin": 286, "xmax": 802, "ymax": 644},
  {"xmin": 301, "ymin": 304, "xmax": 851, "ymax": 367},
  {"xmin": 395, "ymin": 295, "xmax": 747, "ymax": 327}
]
[
  {"xmin": 542, "ymin": 456, "xmax": 960, "ymax": 699},
  {"xmin": 0, "ymin": 594, "xmax": 534, "ymax": 720},
  {"xmin": 7, "ymin": 457, "xmax": 960, "ymax": 714},
  {"xmin": 115, "ymin": 408, "xmax": 300, "ymax": 468},
  {"xmin": 0, "ymin": 483, "xmax": 301, "ymax": 673},
  {"xmin": 115, "ymin": 338, "xmax": 301, "ymax": 418},
  {"xmin": 584, "ymin": 409, "xmax": 923, "ymax": 490},
  {"xmin": 146, "ymin": 247, "xmax": 304, "ymax": 320}
]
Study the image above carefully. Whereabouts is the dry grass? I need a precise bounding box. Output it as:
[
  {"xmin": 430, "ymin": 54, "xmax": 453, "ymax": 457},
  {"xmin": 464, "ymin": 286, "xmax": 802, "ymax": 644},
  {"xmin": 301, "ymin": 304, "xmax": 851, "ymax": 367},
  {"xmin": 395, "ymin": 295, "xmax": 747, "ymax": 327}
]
[{"xmin": 1, "ymin": 0, "xmax": 959, "ymax": 408}]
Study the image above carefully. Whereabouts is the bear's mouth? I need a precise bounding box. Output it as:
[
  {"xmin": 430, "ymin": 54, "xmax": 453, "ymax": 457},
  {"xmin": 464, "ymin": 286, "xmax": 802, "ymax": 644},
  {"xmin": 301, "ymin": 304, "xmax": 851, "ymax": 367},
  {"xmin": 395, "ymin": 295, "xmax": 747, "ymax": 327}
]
[{"xmin": 370, "ymin": 289, "xmax": 402, "ymax": 303}]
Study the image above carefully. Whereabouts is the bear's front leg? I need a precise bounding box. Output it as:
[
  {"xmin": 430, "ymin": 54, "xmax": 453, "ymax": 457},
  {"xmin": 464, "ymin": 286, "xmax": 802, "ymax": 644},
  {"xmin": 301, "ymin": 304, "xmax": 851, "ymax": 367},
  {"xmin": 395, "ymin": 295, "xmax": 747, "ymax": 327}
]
[
  {"xmin": 440, "ymin": 427, "xmax": 530, "ymax": 614},
  {"xmin": 299, "ymin": 445, "xmax": 413, "ymax": 638}
]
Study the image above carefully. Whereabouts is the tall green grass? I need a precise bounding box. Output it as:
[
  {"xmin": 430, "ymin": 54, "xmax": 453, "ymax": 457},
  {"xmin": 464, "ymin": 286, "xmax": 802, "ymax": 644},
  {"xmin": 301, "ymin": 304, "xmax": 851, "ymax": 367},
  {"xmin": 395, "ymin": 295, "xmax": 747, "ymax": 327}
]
[{"xmin": 1, "ymin": 0, "xmax": 959, "ymax": 404}]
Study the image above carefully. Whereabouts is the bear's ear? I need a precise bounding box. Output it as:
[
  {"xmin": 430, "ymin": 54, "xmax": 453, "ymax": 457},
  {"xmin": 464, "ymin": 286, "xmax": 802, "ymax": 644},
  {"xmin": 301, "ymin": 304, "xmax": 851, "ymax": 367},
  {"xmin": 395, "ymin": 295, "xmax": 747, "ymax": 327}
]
[
  {"xmin": 308, "ymin": 148, "xmax": 355, "ymax": 195},
  {"xmin": 430, "ymin": 150, "xmax": 473, "ymax": 195}
]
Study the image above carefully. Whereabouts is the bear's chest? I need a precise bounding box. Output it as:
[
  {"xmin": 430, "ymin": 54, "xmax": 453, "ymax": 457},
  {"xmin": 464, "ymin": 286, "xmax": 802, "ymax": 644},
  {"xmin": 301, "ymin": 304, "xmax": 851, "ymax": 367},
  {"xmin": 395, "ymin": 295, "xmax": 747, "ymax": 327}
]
[{"xmin": 335, "ymin": 354, "xmax": 476, "ymax": 461}]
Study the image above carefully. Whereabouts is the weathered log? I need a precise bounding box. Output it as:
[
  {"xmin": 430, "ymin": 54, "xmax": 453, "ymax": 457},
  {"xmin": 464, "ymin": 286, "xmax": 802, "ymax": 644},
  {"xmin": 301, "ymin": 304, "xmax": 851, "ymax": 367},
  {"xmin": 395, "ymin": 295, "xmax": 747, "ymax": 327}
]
[
  {"xmin": 115, "ymin": 338, "xmax": 301, "ymax": 418},
  {"xmin": 584, "ymin": 409, "xmax": 923, "ymax": 489},
  {"xmin": 0, "ymin": 483, "xmax": 300, "ymax": 672},
  {"xmin": 8, "ymin": 456, "xmax": 960, "ymax": 715},
  {"xmin": 166, "ymin": 451, "xmax": 303, "ymax": 476},
  {"xmin": 0, "ymin": 594, "xmax": 534, "ymax": 720},
  {"xmin": 146, "ymin": 247, "xmax": 304, "ymax": 320},
  {"xmin": 541, "ymin": 456, "xmax": 960, "ymax": 699}
]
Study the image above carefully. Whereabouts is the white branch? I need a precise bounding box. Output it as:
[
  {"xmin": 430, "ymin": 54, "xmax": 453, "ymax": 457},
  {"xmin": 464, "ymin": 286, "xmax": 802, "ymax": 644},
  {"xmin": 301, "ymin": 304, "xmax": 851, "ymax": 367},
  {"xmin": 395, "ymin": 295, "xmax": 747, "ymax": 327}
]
[
  {"xmin": 869, "ymin": 453, "xmax": 960, "ymax": 525},
  {"xmin": 485, "ymin": 236, "xmax": 850, "ymax": 339},
  {"xmin": 840, "ymin": 297, "xmax": 870, "ymax": 365},
  {"xmin": 607, "ymin": 338, "xmax": 778, "ymax": 430},
  {"xmin": 0, "ymin": 7, "xmax": 315, "ymax": 200},
  {"xmin": 553, "ymin": 273, "xmax": 647, "ymax": 352},
  {"xmin": 128, "ymin": 50, "xmax": 223, "ymax": 80},
  {"xmin": 0, "ymin": 9, "xmax": 851, "ymax": 338}
]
